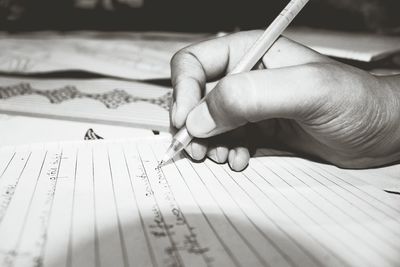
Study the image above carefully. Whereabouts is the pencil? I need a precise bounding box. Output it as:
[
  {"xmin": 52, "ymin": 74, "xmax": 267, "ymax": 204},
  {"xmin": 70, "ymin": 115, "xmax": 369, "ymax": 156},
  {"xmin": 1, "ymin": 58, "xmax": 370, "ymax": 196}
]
[{"xmin": 159, "ymin": 0, "xmax": 310, "ymax": 167}]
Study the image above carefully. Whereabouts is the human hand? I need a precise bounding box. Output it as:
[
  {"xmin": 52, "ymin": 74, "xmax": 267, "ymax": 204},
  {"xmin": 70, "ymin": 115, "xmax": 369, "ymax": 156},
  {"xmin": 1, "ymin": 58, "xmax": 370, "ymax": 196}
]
[{"xmin": 170, "ymin": 30, "xmax": 400, "ymax": 171}]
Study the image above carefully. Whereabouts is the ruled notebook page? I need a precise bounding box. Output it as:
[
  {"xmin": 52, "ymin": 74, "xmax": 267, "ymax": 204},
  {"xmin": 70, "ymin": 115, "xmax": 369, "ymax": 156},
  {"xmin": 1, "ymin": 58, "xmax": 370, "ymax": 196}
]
[{"xmin": 0, "ymin": 138, "xmax": 399, "ymax": 267}]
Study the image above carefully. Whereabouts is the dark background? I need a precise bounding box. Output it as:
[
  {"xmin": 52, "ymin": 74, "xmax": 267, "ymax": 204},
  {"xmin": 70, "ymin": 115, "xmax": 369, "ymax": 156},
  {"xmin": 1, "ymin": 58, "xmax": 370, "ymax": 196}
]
[{"xmin": 1, "ymin": 0, "xmax": 400, "ymax": 33}]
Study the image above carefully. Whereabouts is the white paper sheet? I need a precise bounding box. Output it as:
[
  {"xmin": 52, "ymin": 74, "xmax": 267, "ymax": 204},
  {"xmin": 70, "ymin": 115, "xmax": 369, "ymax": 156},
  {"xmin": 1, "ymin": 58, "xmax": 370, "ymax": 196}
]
[
  {"xmin": 0, "ymin": 137, "xmax": 399, "ymax": 267},
  {"xmin": 0, "ymin": 114, "xmax": 154, "ymax": 146},
  {"xmin": 0, "ymin": 31, "xmax": 210, "ymax": 80},
  {"xmin": 344, "ymin": 167, "xmax": 400, "ymax": 194},
  {"xmin": 284, "ymin": 27, "xmax": 400, "ymax": 62},
  {"xmin": 0, "ymin": 77, "xmax": 171, "ymax": 131}
]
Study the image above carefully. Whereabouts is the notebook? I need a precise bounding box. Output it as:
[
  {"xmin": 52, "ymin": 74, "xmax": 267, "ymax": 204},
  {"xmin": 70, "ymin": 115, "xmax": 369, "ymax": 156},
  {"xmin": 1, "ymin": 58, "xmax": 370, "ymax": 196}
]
[{"xmin": 0, "ymin": 137, "xmax": 398, "ymax": 267}]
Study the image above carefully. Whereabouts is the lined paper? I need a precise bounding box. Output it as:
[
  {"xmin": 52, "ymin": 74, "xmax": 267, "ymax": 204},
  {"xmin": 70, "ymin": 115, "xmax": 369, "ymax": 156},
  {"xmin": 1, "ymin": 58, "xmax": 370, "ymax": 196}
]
[{"xmin": 0, "ymin": 138, "xmax": 399, "ymax": 267}]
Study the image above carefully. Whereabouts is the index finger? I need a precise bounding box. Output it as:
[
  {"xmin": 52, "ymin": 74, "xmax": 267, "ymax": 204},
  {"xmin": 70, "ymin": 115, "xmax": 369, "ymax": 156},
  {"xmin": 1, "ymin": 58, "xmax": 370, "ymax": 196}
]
[{"xmin": 170, "ymin": 31, "xmax": 263, "ymax": 128}]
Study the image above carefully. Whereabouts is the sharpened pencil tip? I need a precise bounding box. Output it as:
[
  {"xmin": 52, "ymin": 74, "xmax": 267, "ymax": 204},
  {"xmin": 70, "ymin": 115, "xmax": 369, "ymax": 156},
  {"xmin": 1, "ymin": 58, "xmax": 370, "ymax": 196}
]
[{"xmin": 156, "ymin": 161, "xmax": 165, "ymax": 169}]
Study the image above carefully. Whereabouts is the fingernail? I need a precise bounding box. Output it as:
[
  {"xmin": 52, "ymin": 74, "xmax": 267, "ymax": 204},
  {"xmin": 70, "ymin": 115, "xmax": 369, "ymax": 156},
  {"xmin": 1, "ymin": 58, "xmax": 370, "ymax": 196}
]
[
  {"xmin": 191, "ymin": 142, "xmax": 203, "ymax": 160},
  {"xmin": 216, "ymin": 148, "xmax": 222, "ymax": 163},
  {"xmin": 185, "ymin": 144, "xmax": 194, "ymax": 159},
  {"xmin": 187, "ymin": 102, "xmax": 216, "ymax": 137},
  {"xmin": 216, "ymin": 147, "xmax": 227, "ymax": 163},
  {"xmin": 228, "ymin": 150, "xmax": 237, "ymax": 170},
  {"xmin": 208, "ymin": 149, "xmax": 218, "ymax": 162}
]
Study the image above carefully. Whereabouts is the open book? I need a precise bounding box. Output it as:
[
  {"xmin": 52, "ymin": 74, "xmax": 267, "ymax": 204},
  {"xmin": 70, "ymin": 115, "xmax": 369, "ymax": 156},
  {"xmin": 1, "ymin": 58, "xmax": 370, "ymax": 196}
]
[{"xmin": 0, "ymin": 137, "xmax": 398, "ymax": 267}]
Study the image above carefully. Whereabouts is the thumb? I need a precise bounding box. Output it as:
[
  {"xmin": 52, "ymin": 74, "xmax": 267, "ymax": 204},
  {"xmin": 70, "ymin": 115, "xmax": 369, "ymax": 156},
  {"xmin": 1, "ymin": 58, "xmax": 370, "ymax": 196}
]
[{"xmin": 185, "ymin": 64, "xmax": 328, "ymax": 138}]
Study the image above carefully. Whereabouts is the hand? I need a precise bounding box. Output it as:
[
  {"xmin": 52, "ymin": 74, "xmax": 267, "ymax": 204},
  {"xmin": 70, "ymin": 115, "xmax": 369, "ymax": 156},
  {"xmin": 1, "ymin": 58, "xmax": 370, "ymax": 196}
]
[{"xmin": 170, "ymin": 30, "xmax": 400, "ymax": 171}]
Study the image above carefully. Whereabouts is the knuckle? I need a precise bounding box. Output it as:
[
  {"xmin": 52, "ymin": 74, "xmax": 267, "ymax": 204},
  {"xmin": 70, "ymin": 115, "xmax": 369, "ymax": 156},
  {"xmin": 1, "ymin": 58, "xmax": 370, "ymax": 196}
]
[
  {"xmin": 170, "ymin": 48, "xmax": 195, "ymax": 77},
  {"xmin": 170, "ymin": 48, "xmax": 206, "ymax": 91},
  {"xmin": 170, "ymin": 49, "xmax": 188, "ymax": 78},
  {"xmin": 170, "ymin": 52, "xmax": 186, "ymax": 87},
  {"xmin": 170, "ymin": 46, "xmax": 190, "ymax": 66}
]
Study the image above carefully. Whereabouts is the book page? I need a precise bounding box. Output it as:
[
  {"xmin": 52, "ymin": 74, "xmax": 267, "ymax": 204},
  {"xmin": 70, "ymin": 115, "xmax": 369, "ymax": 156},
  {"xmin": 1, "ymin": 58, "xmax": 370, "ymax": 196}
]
[
  {"xmin": 0, "ymin": 77, "xmax": 171, "ymax": 131},
  {"xmin": 0, "ymin": 137, "xmax": 398, "ymax": 267}
]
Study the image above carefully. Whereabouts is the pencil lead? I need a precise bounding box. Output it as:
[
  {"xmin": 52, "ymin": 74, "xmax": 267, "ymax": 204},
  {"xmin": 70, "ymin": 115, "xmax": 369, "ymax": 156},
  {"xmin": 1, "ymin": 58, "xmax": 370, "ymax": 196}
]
[{"xmin": 156, "ymin": 160, "xmax": 165, "ymax": 169}]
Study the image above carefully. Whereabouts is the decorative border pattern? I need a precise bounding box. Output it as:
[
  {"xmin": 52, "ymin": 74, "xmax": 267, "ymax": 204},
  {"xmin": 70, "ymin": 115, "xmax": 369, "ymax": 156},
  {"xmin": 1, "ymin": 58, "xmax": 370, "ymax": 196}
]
[{"xmin": 0, "ymin": 83, "xmax": 172, "ymax": 110}]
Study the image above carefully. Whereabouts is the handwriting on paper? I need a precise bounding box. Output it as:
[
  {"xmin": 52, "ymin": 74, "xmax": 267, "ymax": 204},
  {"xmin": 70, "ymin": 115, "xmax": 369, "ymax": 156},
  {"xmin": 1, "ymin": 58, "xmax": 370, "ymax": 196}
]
[{"xmin": 0, "ymin": 138, "xmax": 398, "ymax": 267}]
